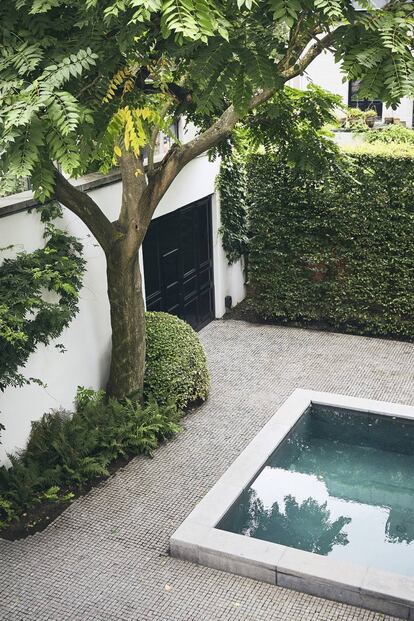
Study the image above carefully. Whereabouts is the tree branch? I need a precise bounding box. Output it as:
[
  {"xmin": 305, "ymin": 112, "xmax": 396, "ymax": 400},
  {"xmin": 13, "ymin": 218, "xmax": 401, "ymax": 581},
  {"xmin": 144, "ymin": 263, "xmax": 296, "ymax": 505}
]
[
  {"xmin": 145, "ymin": 28, "xmax": 338, "ymax": 220},
  {"xmin": 118, "ymin": 150, "xmax": 147, "ymax": 239},
  {"xmin": 137, "ymin": 67, "xmax": 193, "ymax": 104},
  {"xmin": 146, "ymin": 87, "xmax": 275, "ymax": 216},
  {"xmin": 281, "ymin": 30, "xmax": 336, "ymax": 80},
  {"xmin": 76, "ymin": 76, "xmax": 100, "ymax": 99},
  {"xmin": 53, "ymin": 168, "xmax": 114, "ymax": 253}
]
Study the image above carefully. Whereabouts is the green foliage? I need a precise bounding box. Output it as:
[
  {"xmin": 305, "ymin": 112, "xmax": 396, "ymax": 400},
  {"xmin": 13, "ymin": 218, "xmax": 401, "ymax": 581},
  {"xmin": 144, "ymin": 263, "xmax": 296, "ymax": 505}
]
[
  {"xmin": 218, "ymin": 85, "xmax": 343, "ymax": 263},
  {"xmin": 0, "ymin": 497, "xmax": 16, "ymax": 530},
  {"xmin": 217, "ymin": 156, "xmax": 249, "ymax": 264},
  {"xmin": 144, "ymin": 312, "xmax": 210, "ymax": 411},
  {"xmin": 0, "ymin": 388, "xmax": 180, "ymax": 531},
  {"xmin": 0, "ymin": 212, "xmax": 85, "ymax": 391},
  {"xmin": 1, "ymin": 1, "xmax": 414, "ymax": 200},
  {"xmin": 365, "ymin": 125, "xmax": 414, "ymax": 146},
  {"xmin": 244, "ymin": 150, "xmax": 414, "ymax": 339},
  {"xmin": 345, "ymin": 142, "xmax": 414, "ymax": 159},
  {"xmin": 339, "ymin": 106, "xmax": 379, "ymax": 132},
  {"xmin": 234, "ymin": 86, "xmax": 343, "ymax": 168}
]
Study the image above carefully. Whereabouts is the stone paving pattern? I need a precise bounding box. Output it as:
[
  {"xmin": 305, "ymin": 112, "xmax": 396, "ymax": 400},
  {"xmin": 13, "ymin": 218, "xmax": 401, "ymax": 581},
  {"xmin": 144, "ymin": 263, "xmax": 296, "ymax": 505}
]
[{"xmin": 1, "ymin": 320, "xmax": 414, "ymax": 621}]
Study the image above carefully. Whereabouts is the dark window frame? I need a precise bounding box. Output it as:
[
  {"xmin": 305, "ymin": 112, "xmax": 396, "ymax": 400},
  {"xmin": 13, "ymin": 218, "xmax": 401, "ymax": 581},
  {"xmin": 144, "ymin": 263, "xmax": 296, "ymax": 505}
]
[{"xmin": 348, "ymin": 80, "xmax": 383, "ymax": 118}]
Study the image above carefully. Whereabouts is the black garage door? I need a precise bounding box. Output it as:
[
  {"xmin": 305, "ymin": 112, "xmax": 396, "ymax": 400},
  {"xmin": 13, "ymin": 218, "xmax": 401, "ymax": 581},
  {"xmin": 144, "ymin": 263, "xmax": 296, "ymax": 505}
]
[{"xmin": 143, "ymin": 197, "xmax": 215, "ymax": 331}]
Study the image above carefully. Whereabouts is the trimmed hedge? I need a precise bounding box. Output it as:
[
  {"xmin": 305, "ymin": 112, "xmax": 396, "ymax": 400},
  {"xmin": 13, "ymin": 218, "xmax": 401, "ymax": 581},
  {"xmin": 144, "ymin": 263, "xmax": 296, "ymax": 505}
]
[
  {"xmin": 144, "ymin": 312, "xmax": 210, "ymax": 410},
  {"xmin": 247, "ymin": 149, "xmax": 414, "ymax": 338}
]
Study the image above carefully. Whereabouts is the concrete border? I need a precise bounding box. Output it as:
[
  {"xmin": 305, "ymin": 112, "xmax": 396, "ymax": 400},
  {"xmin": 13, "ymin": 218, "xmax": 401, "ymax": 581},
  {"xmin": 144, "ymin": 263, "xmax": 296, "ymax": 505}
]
[
  {"xmin": 170, "ymin": 389, "xmax": 414, "ymax": 619},
  {"xmin": 0, "ymin": 170, "xmax": 122, "ymax": 218}
]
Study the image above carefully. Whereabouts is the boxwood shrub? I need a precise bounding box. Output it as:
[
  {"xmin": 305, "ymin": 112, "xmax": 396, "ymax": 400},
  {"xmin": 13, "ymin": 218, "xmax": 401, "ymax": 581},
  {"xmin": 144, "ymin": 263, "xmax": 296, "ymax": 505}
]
[
  {"xmin": 144, "ymin": 312, "xmax": 210, "ymax": 410},
  {"xmin": 246, "ymin": 148, "xmax": 414, "ymax": 339}
]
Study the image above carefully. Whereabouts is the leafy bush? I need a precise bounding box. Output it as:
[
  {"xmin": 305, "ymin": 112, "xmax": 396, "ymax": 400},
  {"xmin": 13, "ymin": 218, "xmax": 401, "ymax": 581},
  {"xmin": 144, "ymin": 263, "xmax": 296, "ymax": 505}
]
[
  {"xmin": 0, "ymin": 389, "xmax": 180, "ymax": 532},
  {"xmin": 345, "ymin": 142, "xmax": 414, "ymax": 158},
  {"xmin": 245, "ymin": 150, "xmax": 414, "ymax": 339},
  {"xmin": 339, "ymin": 107, "xmax": 378, "ymax": 132},
  {"xmin": 144, "ymin": 312, "xmax": 210, "ymax": 411},
  {"xmin": 218, "ymin": 86, "xmax": 343, "ymax": 265},
  {"xmin": 365, "ymin": 125, "xmax": 414, "ymax": 145},
  {"xmin": 0, "ymin": 497, "xmax": 15, "ymax": 530}
]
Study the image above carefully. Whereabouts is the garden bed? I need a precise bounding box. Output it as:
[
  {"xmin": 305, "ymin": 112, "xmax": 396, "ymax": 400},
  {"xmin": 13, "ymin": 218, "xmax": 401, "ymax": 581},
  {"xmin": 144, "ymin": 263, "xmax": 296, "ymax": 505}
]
[{"xmin": 0, "ymin": 453, "xmax": 131, "ymax": 541}]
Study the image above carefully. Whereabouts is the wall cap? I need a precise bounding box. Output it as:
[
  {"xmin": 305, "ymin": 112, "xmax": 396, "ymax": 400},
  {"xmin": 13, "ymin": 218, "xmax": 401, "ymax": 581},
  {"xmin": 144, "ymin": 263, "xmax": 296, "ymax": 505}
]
[{"xmin": 0, "ymin": 169, "xmax": 121, "ymax": 219}]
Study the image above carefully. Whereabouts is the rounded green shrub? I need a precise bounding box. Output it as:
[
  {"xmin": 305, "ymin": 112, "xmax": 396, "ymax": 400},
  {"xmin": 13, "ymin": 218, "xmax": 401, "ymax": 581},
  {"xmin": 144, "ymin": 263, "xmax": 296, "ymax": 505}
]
[{"xmin": 144, "ymin": 312, "xmax": 210, "ymax": 411}]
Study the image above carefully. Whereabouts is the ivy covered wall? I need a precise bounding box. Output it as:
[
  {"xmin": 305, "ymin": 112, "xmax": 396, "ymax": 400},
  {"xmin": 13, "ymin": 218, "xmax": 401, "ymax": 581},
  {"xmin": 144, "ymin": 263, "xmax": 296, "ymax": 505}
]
[
  {"xmin": 217, "ymin": 156, "xmax": 249, "ymax": 265},
  {"xmin": 222, "ymin": 148, "xmax": 414, "ymax": 339}
]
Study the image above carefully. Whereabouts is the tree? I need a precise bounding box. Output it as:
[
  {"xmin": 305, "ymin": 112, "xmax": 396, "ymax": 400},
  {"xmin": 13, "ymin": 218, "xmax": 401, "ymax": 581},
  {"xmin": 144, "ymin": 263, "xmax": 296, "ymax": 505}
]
[{"xmin": 1, "ymin": 0, "xmax": 413, "ymax": 399}]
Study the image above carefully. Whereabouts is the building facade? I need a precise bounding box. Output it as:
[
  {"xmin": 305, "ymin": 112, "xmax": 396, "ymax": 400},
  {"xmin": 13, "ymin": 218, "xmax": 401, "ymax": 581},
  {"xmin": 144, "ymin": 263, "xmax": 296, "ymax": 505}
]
[{"xmin": 292, "ymin": 49, "xmax": 414, "ymax": 127}]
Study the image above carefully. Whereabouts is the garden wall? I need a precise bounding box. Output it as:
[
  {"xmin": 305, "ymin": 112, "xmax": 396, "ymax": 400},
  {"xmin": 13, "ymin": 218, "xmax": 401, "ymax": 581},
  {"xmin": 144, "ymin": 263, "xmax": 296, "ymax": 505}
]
[{"xmin": 247, "ymin": 149, "xmax": 414, "ymax": 338}]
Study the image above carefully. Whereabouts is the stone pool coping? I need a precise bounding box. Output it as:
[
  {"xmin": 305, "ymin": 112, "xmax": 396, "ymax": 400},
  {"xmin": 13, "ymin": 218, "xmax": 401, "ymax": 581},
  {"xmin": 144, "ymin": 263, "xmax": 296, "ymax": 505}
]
[{"xmin": 170, "ymin": 389, "xmax": 414, "ymax": 620}]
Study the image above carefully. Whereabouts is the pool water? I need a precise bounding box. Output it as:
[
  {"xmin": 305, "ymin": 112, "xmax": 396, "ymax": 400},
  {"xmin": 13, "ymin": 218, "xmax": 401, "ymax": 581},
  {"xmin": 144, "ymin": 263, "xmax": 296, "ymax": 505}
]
[{"xmin": 218, "ymin": 405, "xmax": 414, "ymax": 577}]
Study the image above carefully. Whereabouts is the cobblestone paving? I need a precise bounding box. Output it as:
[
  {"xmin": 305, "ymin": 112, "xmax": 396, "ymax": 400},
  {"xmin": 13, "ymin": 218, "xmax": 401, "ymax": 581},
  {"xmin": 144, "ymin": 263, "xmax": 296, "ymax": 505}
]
[{"xmin": 1, "ymin": 320, "xmax": 414, "ymax": 621}]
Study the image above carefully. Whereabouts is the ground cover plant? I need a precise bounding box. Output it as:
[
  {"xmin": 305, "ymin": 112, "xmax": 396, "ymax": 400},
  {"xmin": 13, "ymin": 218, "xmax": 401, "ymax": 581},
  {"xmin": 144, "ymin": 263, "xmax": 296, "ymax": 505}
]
[
  {"xmin": 0, "ymin": 389, "xmax": 180, "ymax": 539},
  {"xmin": 1, "ymin": 0, "xmax": 413, "ymax": 402},
  {"xmin": 229, "ymin": 147, "xmax": 414, "ymax": 339}
]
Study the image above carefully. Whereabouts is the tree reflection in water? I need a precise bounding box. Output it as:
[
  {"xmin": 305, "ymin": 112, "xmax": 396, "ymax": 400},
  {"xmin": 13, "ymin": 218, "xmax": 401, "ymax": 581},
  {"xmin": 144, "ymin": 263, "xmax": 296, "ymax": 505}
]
[
  {"xmin": 385, "ymin": 508, "xmax": 414, "ymax": 545},
  {"xmin": 220, "ymin": 489, "xmax": 352, "ymax": 556}
]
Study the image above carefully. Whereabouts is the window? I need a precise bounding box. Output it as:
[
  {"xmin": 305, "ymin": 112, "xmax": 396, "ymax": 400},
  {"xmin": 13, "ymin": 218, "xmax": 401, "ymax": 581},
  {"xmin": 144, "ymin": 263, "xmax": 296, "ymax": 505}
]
[{"xmin": 348, "ymin": 80, "xmax": 383, "ymax": 118}]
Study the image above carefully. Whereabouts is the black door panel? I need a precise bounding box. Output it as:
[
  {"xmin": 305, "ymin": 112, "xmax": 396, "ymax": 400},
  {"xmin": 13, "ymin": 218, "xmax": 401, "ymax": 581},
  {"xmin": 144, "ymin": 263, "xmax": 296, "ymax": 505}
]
[{"xmin": 143, "ymin": 197, "xmax": 215, "ymax": 331}]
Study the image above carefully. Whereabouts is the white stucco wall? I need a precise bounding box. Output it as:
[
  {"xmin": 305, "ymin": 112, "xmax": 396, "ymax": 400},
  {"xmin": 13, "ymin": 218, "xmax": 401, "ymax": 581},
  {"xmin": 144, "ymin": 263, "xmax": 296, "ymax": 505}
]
[
  {"xmin": 292, "ymin": 50, "xmax": 413, "ymax": 127},
  {"xmin": 0, "ymin": 155, "xmax": 245, "ymax": 461},
  {"xmin": 0, "ymin": 185, "xmax": 117, "ymax": 462}
]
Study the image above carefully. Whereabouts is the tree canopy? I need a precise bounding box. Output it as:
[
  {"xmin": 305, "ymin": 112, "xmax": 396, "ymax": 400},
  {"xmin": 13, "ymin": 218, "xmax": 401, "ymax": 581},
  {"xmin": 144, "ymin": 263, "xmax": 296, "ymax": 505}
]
[{"xmin": 1, "ymin": 0, "xmax": 413, "ymax": 202}]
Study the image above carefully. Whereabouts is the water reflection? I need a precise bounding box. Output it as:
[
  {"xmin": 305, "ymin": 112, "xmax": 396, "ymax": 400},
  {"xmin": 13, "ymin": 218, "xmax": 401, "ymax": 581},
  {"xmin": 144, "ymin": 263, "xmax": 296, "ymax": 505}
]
[
  {"xmin": 218, "ymin": 405, "xmax": 414, "ymax": 576},
  {"xmin": 386, "ymin": 508, "xmax": 414, "ymax": 545},
  {"xmin": 221, "ymin": 488, "xmax": 351, "ymax": 555}
]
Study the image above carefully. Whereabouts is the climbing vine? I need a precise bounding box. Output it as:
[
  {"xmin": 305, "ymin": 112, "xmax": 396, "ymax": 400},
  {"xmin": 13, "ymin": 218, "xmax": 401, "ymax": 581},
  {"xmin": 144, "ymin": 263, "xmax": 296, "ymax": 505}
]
[
  {"xmin": 0, "ymin": 204, "xmax": 85, "ymax": 392},
  {"xmin": 217, "ymin": 156, "xmax": 249, "ymax": 264}
]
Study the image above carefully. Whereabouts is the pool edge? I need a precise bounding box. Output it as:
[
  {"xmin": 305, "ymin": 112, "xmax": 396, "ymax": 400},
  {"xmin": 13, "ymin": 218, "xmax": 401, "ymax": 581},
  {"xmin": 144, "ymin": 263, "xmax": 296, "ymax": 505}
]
[{"xmin": 170, "ymin": 389, "xmax": 414, "ymax": 620}]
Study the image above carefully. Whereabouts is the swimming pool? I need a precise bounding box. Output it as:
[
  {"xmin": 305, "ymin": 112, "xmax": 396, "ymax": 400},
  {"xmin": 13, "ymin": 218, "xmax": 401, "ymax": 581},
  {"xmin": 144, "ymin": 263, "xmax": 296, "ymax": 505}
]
[{"xmin": 171, "ymin": 390, "xmax": 414, "ymax": 618}]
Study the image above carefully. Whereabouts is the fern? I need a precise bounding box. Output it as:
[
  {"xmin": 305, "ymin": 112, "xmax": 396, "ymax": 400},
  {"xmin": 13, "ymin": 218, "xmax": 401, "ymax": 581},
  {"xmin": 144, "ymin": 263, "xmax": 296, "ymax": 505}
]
[{"xmin": 0, "ymin": 385, "xmax": 181, "ymax": 534}]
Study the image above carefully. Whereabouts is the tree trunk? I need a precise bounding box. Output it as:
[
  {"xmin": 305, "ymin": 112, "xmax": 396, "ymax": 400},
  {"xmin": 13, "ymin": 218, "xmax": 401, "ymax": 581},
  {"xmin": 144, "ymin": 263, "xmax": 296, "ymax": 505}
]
[{"xmin": 106, "ymin": 243, "xmax": 146, "ymax": 399}]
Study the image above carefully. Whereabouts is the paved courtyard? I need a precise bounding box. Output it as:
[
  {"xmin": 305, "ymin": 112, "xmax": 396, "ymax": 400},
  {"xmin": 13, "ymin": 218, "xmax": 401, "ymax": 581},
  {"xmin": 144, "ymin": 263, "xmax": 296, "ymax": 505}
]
[{"xmin": 1, "ymin": 320, "xmax": 414, "ymax": 621}]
